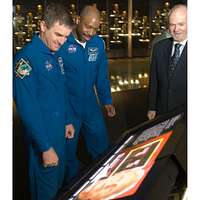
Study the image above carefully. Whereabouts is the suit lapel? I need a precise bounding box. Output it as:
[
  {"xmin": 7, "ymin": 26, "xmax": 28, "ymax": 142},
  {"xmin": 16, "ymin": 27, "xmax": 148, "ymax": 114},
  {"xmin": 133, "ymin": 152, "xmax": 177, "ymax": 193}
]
[
  {"xmin": 173, "ymin": 42, "xmax": 187, "ymax": 73},
  {"xmin": 167, "ymin": 39, "xmax": 173, "ymax": 65},
  {"xmin": 166, "ymin": 39, "xmax": 173, "ymax": 78}
]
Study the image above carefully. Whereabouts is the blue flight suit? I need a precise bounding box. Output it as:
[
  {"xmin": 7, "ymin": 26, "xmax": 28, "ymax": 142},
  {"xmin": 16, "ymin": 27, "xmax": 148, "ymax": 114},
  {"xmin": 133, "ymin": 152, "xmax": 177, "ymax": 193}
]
[
  {"xmin": 57, "ymin": 33, "xmax": 113, "ymax": 181},
  {"xmin": 13, "ymin": 34, "xmax": 73, "ymax": 200}
]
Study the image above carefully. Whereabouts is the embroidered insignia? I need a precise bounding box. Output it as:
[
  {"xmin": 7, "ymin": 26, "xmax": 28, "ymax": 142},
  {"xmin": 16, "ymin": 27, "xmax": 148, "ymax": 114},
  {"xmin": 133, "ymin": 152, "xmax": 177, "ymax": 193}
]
[
  {"xmin": 68, "ymin": 44, "xmax": 77, "ymax": 53},
  {"xmin": 88, "ymin": 47, "xmax": 98, "ymax": 62},
  {"xmin": 58, "ymin": 57, "xmax": 65, "ymax": 75},
  {"xmin": 45, "ymin": 60, "xmax": 53, "ymax": 71},
  {"xmin": 15, "ymin": 58, "xmax": 32, "ymax": 79}
]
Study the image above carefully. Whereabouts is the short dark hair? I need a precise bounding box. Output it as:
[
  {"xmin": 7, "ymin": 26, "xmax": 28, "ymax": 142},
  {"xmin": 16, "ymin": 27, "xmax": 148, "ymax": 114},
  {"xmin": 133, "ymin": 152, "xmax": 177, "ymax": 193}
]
[{"xmin": 43, "ymin": 3, "xmax": 74, "ymax": 28}]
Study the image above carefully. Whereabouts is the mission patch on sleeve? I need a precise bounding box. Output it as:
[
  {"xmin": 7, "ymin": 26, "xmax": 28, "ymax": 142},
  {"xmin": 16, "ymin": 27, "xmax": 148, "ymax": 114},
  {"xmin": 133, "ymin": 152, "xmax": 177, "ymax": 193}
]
[{"xmin": 15, "ymin": 58, "xmax": 32, "ymax": 79}]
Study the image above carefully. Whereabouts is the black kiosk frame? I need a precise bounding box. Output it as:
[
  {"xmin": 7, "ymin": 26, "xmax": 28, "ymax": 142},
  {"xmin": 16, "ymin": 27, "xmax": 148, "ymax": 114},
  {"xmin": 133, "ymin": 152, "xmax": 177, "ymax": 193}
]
[{"xmin": 59, "ymin": 109, "xmax": 186, "ymax": 200}]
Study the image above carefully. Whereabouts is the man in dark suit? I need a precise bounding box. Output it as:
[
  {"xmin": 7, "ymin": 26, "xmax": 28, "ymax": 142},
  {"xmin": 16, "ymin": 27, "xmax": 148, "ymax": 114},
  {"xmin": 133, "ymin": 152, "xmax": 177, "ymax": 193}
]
[{"xmin": 147, "ymin": 4, "xmax": 187, "ymax": 120}]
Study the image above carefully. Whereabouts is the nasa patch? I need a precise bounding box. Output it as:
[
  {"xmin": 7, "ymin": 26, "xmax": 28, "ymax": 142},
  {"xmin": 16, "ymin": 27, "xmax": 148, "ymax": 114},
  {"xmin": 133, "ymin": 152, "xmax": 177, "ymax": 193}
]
[{"xmin": 68, "ymin": 44, "xmax": 77, "ymax": 53}]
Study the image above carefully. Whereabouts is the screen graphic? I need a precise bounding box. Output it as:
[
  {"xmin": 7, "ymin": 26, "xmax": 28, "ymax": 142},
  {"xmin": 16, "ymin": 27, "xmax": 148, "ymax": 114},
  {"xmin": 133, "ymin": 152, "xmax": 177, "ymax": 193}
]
[{"xmin": 69, "ymin": 131, "xmax": 173, "ymax": 200}]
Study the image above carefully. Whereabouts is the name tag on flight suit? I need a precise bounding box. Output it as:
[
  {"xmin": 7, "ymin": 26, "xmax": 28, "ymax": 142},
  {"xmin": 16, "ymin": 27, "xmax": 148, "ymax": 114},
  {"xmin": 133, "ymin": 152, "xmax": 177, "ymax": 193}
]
[{"xmin": 88, "ymin": 47, "xmax": 98, "ymax": 62}]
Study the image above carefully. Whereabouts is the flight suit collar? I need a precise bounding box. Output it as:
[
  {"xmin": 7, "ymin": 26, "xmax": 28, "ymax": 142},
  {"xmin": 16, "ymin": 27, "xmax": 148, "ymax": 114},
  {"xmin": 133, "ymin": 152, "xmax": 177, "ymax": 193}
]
[
  {"xmin": 67, "ymin": 32, "xmax": 98, "ymax": 45},
  {"xmin": 31, "ymin": 34, "xmax": 54, "ymax": 55}
]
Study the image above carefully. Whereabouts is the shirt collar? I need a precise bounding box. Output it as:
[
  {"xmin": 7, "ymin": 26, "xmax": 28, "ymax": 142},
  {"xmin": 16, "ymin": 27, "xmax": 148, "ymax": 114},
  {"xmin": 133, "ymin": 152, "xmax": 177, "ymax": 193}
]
[
  {"xmin": 173, "ymin": 39, "xmax": 187, "ymax": 47},
  {"xmin": 68, "ymin": 32, "xmax": 97, "ymax": 45}
]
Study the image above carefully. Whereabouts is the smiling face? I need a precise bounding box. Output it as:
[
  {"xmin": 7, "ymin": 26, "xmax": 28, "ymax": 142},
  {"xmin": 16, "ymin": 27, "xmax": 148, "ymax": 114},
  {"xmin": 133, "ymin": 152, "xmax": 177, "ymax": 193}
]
[
  {"xmin": 168, "ymin": 6, "xmax": 187, "ymax": 42},
  {"xmin": 76, "ymin": 15, "xmax": 100, "ymax": 42},
  {"xmin": 40, "ymin": 21, "xmax": 72, "ymax": 52}
]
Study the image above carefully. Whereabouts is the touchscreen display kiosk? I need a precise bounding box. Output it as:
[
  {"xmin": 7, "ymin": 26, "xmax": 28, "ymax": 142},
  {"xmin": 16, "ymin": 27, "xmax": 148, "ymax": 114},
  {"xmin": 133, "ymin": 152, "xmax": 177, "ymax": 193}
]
[{"xmin": 61, "ymin": 113, "xmax": 183, "ymax": 200}]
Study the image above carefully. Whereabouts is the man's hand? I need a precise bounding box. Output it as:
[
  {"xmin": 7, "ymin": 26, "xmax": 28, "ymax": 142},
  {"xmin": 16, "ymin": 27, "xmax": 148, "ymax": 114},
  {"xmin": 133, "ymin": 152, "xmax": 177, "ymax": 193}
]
[
  {"xmin": 147, "ymin": 110, "xmax": 156, "ymax": 120},
  {"xmin": 65, "ymin": 124, "xmax": 75, "ymax": 139},
  {"xmin": 104, "ymin": 104, "xmax": 116, "ymax": 117},
  {"xmin": 42, "ymin": 147, "xmax": 59, "ymax": 167}
]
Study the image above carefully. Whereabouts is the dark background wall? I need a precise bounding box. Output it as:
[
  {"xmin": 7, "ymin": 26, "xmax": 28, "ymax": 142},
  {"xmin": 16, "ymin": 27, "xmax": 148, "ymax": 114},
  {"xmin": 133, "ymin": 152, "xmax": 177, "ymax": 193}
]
[
  {"xmin": 13, "ymin": 0, "xmax": 187, "ymax": 57},
  {"xmin": 13, "ymin": 0, "xmax": 187, "ymax": 15}
]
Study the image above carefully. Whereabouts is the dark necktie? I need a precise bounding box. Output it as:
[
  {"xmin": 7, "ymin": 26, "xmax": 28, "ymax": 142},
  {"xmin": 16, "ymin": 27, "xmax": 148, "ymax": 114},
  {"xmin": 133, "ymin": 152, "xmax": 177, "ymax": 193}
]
[{"xmin": 169, "ymin": 43, "xmax": 182, "ymax": 77}]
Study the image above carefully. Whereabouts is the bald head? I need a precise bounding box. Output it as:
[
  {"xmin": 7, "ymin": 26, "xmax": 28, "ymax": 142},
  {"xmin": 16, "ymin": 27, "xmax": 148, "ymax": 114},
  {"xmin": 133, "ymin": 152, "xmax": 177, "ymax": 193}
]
[
  {"xmin": 168, "ymin": 4, "xmax": 187, "ymax": 42},
  {"xmin": 75, "ymin": 5, "xmax": 100, "ymax": 42},
  {"xmin": 168, "ymin": 4, "xmax": 187, "ymax": 19},
  {"xmin": 80, "ymin": 5, "xmax": 100, "ymax": 21}
]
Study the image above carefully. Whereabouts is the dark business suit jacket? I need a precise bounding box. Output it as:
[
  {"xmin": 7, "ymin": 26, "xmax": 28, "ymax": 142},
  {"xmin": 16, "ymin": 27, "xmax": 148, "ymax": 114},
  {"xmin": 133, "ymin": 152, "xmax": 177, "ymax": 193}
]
[{"xmin": 148, "ymin": 37, "xmax": 187, "ymax": 115}]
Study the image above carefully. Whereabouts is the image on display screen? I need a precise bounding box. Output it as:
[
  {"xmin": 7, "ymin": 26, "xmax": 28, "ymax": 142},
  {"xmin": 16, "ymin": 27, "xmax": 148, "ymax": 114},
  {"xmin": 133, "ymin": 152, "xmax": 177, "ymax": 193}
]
[{"xmin": 69, "ymin": 131, "xmax": 173, "ymax": 200}]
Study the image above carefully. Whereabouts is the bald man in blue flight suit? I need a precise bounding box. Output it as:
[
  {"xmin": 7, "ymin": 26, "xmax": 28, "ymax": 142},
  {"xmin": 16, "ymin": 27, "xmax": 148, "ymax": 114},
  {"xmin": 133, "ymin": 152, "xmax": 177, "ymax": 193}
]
[
  {"xmin": 57, "ymin": 5, "xmax": 116, "ymax": 181},
  {"xmin": 13, "ymin": 4, "xmax": 75, "ymax": 200}
]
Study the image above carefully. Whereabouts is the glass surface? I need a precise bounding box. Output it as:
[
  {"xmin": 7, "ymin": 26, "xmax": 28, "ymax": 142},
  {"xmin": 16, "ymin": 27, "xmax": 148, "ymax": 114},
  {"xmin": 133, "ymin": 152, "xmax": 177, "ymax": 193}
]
[
  {"xmin": 13, "ymin": 1, "xmax": 172, "ymax": 57},
  {"xmin": 109, "ymin": 57, "xmax": 150, "ymax": 92}
]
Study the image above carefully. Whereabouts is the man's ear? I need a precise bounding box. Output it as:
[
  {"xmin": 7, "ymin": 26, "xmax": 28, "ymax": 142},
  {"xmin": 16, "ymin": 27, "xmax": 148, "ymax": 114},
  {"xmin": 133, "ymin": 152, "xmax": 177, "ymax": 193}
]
[{"xmin": 40, "ymin": 20, "xmax": 47, "ymax": 32}]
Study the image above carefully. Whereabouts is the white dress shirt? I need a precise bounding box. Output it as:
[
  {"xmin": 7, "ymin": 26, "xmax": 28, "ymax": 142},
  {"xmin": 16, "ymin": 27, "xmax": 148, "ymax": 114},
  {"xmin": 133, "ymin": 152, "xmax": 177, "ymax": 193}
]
[{"xmin": 171, "ymin": 39, "xmax": 187, "ymax": 57}]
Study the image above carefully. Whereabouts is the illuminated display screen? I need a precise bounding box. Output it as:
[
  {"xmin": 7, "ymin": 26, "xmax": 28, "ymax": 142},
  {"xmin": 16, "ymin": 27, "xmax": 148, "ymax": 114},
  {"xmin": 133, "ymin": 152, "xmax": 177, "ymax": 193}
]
[
  {"xmin": 68, "ymin": 132, "xmax": 172, "ymax": 200},
  {"xmin": 63, "ymin": 113, "xmax": 182, "ymax": 200}
]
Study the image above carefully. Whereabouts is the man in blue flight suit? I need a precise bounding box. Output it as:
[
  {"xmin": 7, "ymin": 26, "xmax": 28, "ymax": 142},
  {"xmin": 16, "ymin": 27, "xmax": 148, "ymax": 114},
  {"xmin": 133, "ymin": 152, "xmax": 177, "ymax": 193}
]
[
  {"xmin": 13, "ymin": 3, "xmax": 75, "ymax": 200},
  {"xmin": 57, "ymin": 5, "xmax": 116, "ymax": 182}
]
